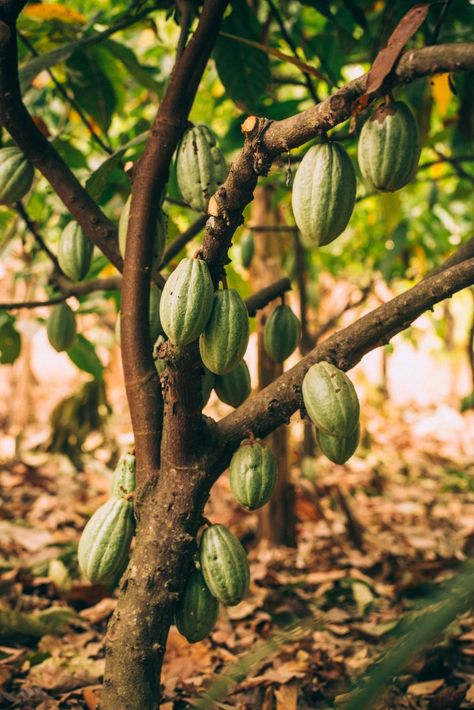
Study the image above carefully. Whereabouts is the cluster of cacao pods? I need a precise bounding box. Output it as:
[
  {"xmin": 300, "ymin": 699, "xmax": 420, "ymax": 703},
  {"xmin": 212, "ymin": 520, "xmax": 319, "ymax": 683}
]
[
  {"xmin": 291, "ymin": 100, "xmax": 420, "ymax": 247},
  {"xmin": 302, "ymin": 361, "xmax": 360, "ymax": 464},
  {"xmin": 78, "ymin": 452, "xmax": 136, "ymax": 588}
]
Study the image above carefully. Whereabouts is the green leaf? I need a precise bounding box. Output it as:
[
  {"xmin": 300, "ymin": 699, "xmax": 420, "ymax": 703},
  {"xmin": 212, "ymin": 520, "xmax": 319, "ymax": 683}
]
[
  {"xmin": 104, "ymin": 39, "xmax": 163, "ymax": 95},
  {"xmin": 86, "ymin": 152, "xmax": 124, "ymax": 201},
  {"xmin": 214, "ymin": 0, "xmax": 271, "ymax": 112},
  {"xmin": 67, "ymin": 334, "xmax": 103, "ymax": 379},
  {"xmin": 0, "ymin": 313, "xmax": 21, "ymax": 365},
  {"xmin": 66, "ymin": 48, "xmax": 117, "ymax": 132}
]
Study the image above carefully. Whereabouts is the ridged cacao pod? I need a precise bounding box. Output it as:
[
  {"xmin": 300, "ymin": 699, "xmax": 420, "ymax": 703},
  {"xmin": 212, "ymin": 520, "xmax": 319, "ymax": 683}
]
[
  {"xmin": 118, "ymin": 196, "xmax": 167, "ymax": 277},
  {"xmin": 78, "ymin": 496, "xmax": 134, "ymax": 587},
  {"xmin": 46, "ymin": 303, "xmax": 76, "ymax": 352},
  {"xmin": 215, "ymin": 359, "xmax": 251, "ymax": 408},
  {"xmin": 302, "ymin": 361, "xmax": 359, "ymax": 437},
  {"xmin": 240, "ymin": 232, "xmax": 254, "ymax": 269},
  {"xmin": 200, "ymin": 524, "xmax": 250, "ymax": 606},
  {"xmin": 57, "ymin": 221, "xmax": 93, "ymax": 281},
  {"xmin": 111, "ymin": 452, "xmax": 136, "ymax": 497},
  {"xmin": 291, "ymin": 141, "xmax": 356, "ymax": 246},
  {"xmin": 0, "ymin": 147, "xmax": 34, "ymax": 205},
  {"xmin": 199, "ymin": 289, "xmax": 249, "ymax": 375},
  {"xmin": 175, "ymin": 567, "xmax": 219, "ymax": 643},
  {"xmin": 358, "ymin": 101, "xmax": 420, "ymax": 192},
  {"xmin": 160, "ymin": 258, "xmax": 214, "ymax": 346},
  {"xmin": 263, "ymin": 305, "xmax": 301, "ymax": 363},
  {"xmin": 229, "ymin": 441, "xmax": 277, "ymax": 511},
  {"xmin": 176, "ymin": 125, "xmax": 227, "ymax": 212},
  {"xmin": 316, "ymin": 423, "xmax": 360, "ymax": 465}
]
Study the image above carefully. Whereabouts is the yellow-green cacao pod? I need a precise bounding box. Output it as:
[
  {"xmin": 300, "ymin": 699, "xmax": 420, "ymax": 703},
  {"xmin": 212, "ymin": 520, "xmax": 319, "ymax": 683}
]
[
  {"xmin": 358, "ymin": 101, "xmax": 420, "ymax": 192},
  {"xmin": 160, "ymin": 258, "xmax": 214, "ymax": 346},
  {"xmin": 200, "ymin": 524, "xmax": 250, "ymax": 606},
  {"xmin": 229, "ymin": 441, "xmax": 277, "ymax": 511},
  {"xmin": 0, "ymin": 147, "xmax": 34, "ymax": 205},
  {"xmin": 111, "ymin": 452, "xmax": 136, "ymax": 497},
  {"xmin": 302, "ymin": 361, "xmax": 359, "ymax": 437},
  {"xmin": 316, "ymin": 423, "xmax": 360, "ymax": 465},
  {"xmin": 118, "ymin": 196, "xmax": 167, "ymax": 277},
  {"xmin": 175, "ymin": 567, "xmax": 219, "ymax": 643},
  {"xmin": 78, "ymin": 496, "xmax": 134, "ymax": 587},
  {"xmin": 46, "ymin": 303, "xmax": 76, "ymax": 352},
  {"xmin": 57, "ymin": 221, "xmax": 93, "ymax": 281},
  {"xmin": 240, "ymin": 232, "xmax": 254, "ymax": 269},
  {"xmin": 291, "ymin": 141, "xmax": 356, "ymax": 246},
  {"xmin": 263, "ymin": 305, "xmax": 301, "ymax": 363},
  {"xmin": 199, "ymin": 289, "xmax": 249, "ymax": 375},
  {"xmin": 215, "ymin": 359, "xmax": 251, "ymax": 408},
  {"xmin": 176, "ymin": 125, "xmax": 227, "ymax": 212}
]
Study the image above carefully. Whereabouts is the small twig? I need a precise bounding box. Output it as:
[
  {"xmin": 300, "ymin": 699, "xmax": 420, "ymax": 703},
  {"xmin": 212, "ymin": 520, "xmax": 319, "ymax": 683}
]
[
  {"xmin": 0, "ymin": 275, "xmax": 123, "ymax": 310},
  {"xmin": 430, "ymin": 0, "xmax": 453, "ymax": 45},
  {"xmin": 160, "ymin": 214, "xmax": 208, "ymax": 268},
  {"xmin": 248, "ymin": 224, "xmax": 298, "ymax": 233},
  {"xmin": 175, "ymin": 1, "xmax": 193, "ymax": 61},
  {"xmin": 292, "ymin": 230, "xmax": 311, "ymax": 353},
  {"xmin": 245, "ymin": 277, "xmax": 291, "ymax": 317},
  {"xmin": 15, "ymin": 201, "xmax": 61, "ymax": 270}
]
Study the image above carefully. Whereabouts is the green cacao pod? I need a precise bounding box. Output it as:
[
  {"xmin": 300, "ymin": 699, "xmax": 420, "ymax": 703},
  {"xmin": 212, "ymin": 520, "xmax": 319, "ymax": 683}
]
[
  {"xmin": 160, "ymin": 258, "xmax": 214, "ymax": 347},
  {"xmin": 302, "ymin": 361, "xmax": 359, "ymax": 437},
  {"xmin": 200, "ymin": 524, "xmax": 250, "ymax": 606},
  {"xmin": 201, "ymin": 367, "xmax": 214, "ymax": 407},
  {"xmin": 111, "ymin": 452, "xmax": 136, "ymax": 497},
  {"xmin": 176, "ymin": 125, "xmax": 227, "ymax": 212},
  {"xmin": 118, "ymin": 196, "xmax": 167, "ymax": 277},
  {"xmin": 357, "ymin": 101, "xmax": 420, "ymax": 192},
  {"xmin": 291, "ymin": 141, "xmax": 356, "ymax": 246},
  {"xmin": 78, "ymin": 496, "xmax": 134, "ymax": 587},
  {"xmin": 199, "ymin": 289, "xmax": 249, "ymax": 375},
  {"xmin": 240, "ymin": 232, "xmax": 254, "ymax": 269},
  {"xmin": 214, "ymin": 359, "xmax": 251, "ymax": 408},
  {"xmin": 46, "ymin": 303, "xmax": 76, "ymax": 352},
  {"xmin": 0, "ymin": 147, "xmax": 34, "ymax": 205},
  {"xmin": 229, "ymin": 440, "xmax": 277, "ymax": 511},
  {"xmin": 57, "ymin": 221, "xmax": 93, "ymax": 281},
  {"xmin": 175, "ymin": 567, "xmax": 219, "ymax": 643},
  {"xmin": 263, "ymin": 305, "xmax": 301, "ymax": 363},
  {"xmin": 316, "ymin": 423, "xmax": 360, "ymax": 465}
]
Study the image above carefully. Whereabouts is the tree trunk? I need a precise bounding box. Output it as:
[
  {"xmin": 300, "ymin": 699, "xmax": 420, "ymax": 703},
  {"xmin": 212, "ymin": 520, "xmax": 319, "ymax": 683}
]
[{"xmin": 250, "ymin": 186, "xmax": 296, "ymax": 547}]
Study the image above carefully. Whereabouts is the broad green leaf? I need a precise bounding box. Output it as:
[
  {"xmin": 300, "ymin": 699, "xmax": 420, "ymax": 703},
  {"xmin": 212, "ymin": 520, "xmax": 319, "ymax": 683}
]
[
  {"xmin": 0, "ymin": 313, "xmax": 21, "ymax": 365},
  {"xmin": 66, "ymin": 48, "xmax": 117, "ymax": 132},
  {"xmin": 104, "ymin": 40, "xmax": 163, "ymax": 95},
  {"xmin": 67, "ymin": 334, "xmax": 104, "ymax": 379}
]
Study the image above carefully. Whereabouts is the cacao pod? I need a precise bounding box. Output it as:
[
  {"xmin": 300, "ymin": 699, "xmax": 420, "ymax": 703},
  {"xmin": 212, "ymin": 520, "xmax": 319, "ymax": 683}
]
[
  {"xmin": 316, "ymin": 423, "xmax": 360, "ymax": 465},
  {"xmin": 77, "ymin": 496, "xmax": 134, "ymax": 587},
  {"xmin": 214, "ymin": 359, "xmax": 251, "ymax": 408},
  {"xmin": 240, "ymin": 232, "xmax": 254, "ymax": 269},
  {"xmin": 263, "ymin": 305, "xmax": 301, "ymax": 363},
  {"xmin": 111, "ymin": 452, "xmax": 136, "ymax": 498},
  {"xmin": 118, "ymin": 196, "xmax": 167, "ymax": 277},
  {"xmin": 200, "ymin": 524, "xmax": 250, "ymax": 606},
  {"xmin": 229, "ymin": 440, "xmax": 277, "ymax": 511},
  {"xmin": 358, "ymin": 101, "xmax": 420, "ymax": 192},
  {"xmin": 291, "ymin": 141, "xmax": 356, "ymax": 246},
  {"xmin": 176, "ymin": 125, "xmax": 227, "ymax": 212},
  {"xmin": 302, "ymin": 361, "xmax": 359, "ymax": 437},
  {"xmin": 199, "ymin": 289, "xmax": 249, "ymax": 375},
  {"xmin": 160, "ymin": 258, "xmax": 214, "ymax": 346},
  {"xmin": 46, "ymin": 303, "xmax": 76, "ymax": 352},
  {"xmin": 57, "ymin": 221, "xmax": 93, "ymax": 281},
  {"xmin": 175, "ymin": 566, "xmax": 219, "ymax": 643},
  {"xmin": 0, "ymin": 147, "xmax": 34, "ymax": 205}
]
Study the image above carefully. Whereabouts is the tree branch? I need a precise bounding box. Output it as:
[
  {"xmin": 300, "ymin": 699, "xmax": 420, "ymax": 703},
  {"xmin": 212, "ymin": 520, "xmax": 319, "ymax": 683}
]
[
  {"xmin": 245, "ymin": 277, "xmax": 292, "ymax": 316},
  {"xmin": 160, "ymin": 214, "xmax": 208, "ymax": 268},
  {"xmin": 211, "ymin": 255, "xmax": 474, "ymax": 478},
  {"xmin": 15, "ymin": 201, "xmax": 60, "ymax": 270},
  {"xmin": 0, "ymin": 276, "xmax": 122, "ymax": 310}
]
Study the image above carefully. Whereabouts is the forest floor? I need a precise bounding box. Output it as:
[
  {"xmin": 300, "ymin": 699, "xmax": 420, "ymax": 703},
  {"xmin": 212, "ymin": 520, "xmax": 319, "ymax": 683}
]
[{"xmin": 0, "ymin": 398, "xmax": 473, "ymax": 710}]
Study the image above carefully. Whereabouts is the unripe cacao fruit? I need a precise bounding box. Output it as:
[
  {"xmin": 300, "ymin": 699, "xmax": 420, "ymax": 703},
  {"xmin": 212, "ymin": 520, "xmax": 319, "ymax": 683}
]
[
  {"xmin": 111, "ymin": 452, "xmax": 136, "ymax": 498},
  {"xmin": 214, "ymin": 359, "xmax": 251, "ymax": 408},
  {"xmin": 58, "ymin": 221, "xmax": 93, "ymax": 281},
  {"xmin": 118, "ymin": 196, "xmax": 167, "ymax": 277},
  {"xmin": 200, "ymin": 524, "xmax": 250, "ymax": 606},
  {"xmin": 240, "ymin": 232, "xmax": 254, "ymax": 269},
  {"xmin": 316, "ymin": 423, "xmax": 360, "ymax": 465},
  {"xmin": 46, "ymin": 303, "xmax": 76, "ymax": 352},
  {"xmin": 176, "ymin": 125, "xmax": 227, "ymax": 212},
  {"xmin": 175, "ymin": 566, "xmax": 219, "ymax": 643},
  {"xmin": 302, "ymin": 361, "xmax": 359, "ymax": 437},
  {"xmin": 0, "ymin": 147, "xmax": 34, "ymax": 205},
  {"xmin": 199, "ymin": 289, "xmax": 249, "ymax": 375},
  {"xmin": 263, "ymin": 305, "xmax": 301, "ymax": 363},
  {"xmin": 230, "ymin": 440, "xmax": 277, "ymax": 511}
]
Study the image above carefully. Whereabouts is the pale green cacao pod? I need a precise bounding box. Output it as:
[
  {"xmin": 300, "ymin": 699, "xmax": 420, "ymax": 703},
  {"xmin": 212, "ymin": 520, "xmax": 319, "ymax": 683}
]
[
  {"xmin": 316, "ymin": 423, "xmax": 360, "ymax": 465},
  {"xmin": 240, "ymin": 232, "xmax": 254, "ymax": 269},
  {"xmin": 57, "ymin": 221, "xmax": 93, "ymax": 281},
  {"xmin": 302, "ymin": 361, "xmax": 359, "ymax": 437},
  {"xmin": 263, "ymin": 305, "xmax": 301, "ymax": 363},
  {"xmin": 291, "ymin": 141, "xmax": 356, "ymax": 246},
  {"xmin": 111, "ymin": 452, "xmax": 136, "ymax": 497},
  {"xmin": 118, "ymin": 196, "xmax": 167, "ymax": 277},
  {"xmin": 0, "ymin": 147, "xmax": 34, "ymax": 205},
  {"xmin": 176, "ymin": 125, "xmax": 227, "ymax": 212},
  {"xmin": 46, "ymin": 303, "xmax": 76, "ymax": 352},
  {"xmin": 199, "ymin": 289, "xmax": 249, "ymax": 375},
  {"xmin": 77, "ymin": 496, "xmax": 134, "ymax": 587},
  {"xmin": 229, "ymin": 441, "xmax": 277, "ymax": 510},
  {"xmin": 200, "ymin": 524, "xmax": 250, "ymax": 606},
  {"xmin": 214, "ymin": 359, "xmax": 251, "ymax": 408},
  {"xmin": 175, "ymin": 567, "xmax": 219, "ymax": 643},
  {"xmin": 160, "ymin": 258, "xmax": 214, "ymax": 346},
  {"xmin": 357, "ymin": 101, "xmax": 420, "ymax": 192}
]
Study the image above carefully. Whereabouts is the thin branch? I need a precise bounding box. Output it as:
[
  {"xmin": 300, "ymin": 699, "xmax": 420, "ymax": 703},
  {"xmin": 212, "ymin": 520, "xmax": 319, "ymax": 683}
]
[
  {"xmin": 15, "ymin": 201, "xmax": 60, "ymax": 270},
  {"xmin": 175, "ymin": 1, "xmax": 193, "ymax": 61},
  {"xmin": 160, "ymin": 214, "xmax": 208, "ymax": 268},
  {"xmin": 0, "ymin": 295, "xmax": 66, "ymax": 310},
  {"xmin": 245, "ymin": 277, "xmax": 291, "ymax": 317},
  {"xmin": 430, "ymin": 0, "xmax": 453, "ymax": 45},
  {"xmin": 249, "ymin": 224, "xmax": 298, "ymax": 233},
  {"xmin": 292, "ymin": 230, "xmax": 311, "ymax": 353},
  {"xmin": 0, "ymin": 276, "xmax": 122, "ymax": 310}
]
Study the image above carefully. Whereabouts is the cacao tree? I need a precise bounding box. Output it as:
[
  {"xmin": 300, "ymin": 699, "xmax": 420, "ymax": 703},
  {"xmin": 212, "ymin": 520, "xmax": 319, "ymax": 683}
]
[{"xmin": 0, "ymin": 1, "xmax": 473, "ymax": 708}]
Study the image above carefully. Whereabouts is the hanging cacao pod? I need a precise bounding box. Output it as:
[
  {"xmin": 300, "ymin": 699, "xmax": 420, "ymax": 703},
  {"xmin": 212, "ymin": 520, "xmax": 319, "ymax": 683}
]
[
  {"xmin": 215, "ymin": 359, "xmax": 251, "ymax": 408},
  {"xmin": 199, "ymin": 289, "xmax": 249, "ymax": 375},
  {"xmin": 58, "ymin": 221, "xmax": 93, "ymax": 281},
  {"xmin": 175, "ymin": 566, "xmax": 219, "ymax": 643},
  {"xmin": 200, "ymin": 524, "xmax": 250, "ymax": 606},
  {"xmin": 229, "ymin": 440, "xmax": 277, "ymax": 510},
  {"xmin": 263, "ymin": 304, "xmax": 301, "ymax": 363},
  {"xmin": 0, "ymin": 147, "xmax": 34, "ymax": 205},
  {"xmin": 46, "ymin": 303, "xmax": 76, "ymax": 352},
  {"xmin": 176, "ymin": 125, "xmax": 227, "ymax": 212},
  {"xmin": 302, "ymin": 361, "xmax": 359, "ymax": 438}
]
